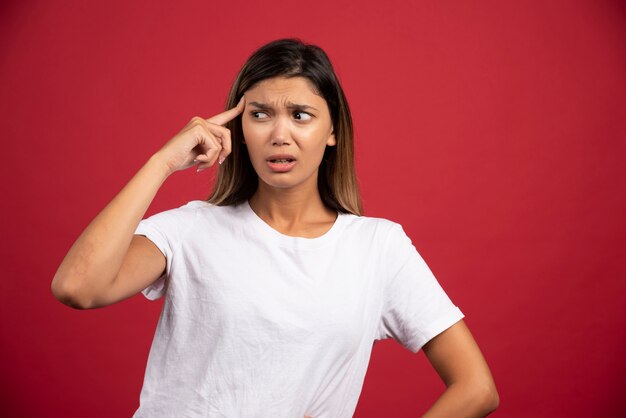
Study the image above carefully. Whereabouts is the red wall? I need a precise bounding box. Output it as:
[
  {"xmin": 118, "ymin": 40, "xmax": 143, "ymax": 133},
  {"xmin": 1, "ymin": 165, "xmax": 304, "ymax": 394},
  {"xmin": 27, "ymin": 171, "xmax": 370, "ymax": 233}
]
[{"xmin": 1, "ymin": 0, "xmax": 625, "ymax": 416}]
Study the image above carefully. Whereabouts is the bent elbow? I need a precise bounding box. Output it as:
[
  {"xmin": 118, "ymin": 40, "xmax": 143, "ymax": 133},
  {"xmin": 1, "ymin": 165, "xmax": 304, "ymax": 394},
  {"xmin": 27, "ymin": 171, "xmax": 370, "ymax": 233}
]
[
  {"xmin": 479, "ymin": 380, "xmax": 500, "ymax": 414},
  {"xmin": 51, "ymin": 273, "xmax": 93, "ymax": 310}
]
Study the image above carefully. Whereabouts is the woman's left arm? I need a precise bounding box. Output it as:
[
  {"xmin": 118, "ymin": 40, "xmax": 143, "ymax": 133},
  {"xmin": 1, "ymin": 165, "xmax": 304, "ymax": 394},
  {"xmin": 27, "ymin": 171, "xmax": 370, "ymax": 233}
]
[{"xmin": 421, "ymin": 320, "xmax": 499, "ymax": 417}]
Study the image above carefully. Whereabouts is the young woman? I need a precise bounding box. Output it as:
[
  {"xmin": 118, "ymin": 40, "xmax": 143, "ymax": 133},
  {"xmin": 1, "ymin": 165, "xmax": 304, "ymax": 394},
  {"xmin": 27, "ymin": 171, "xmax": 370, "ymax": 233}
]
[{"xmin": 52, "ymin": 39, "xmax": 498, "ymax": 417}]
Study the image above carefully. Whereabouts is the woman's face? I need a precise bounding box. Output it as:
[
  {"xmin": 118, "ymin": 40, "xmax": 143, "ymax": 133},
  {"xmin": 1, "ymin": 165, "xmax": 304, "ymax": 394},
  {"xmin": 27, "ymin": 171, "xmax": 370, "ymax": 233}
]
[{"xmin": 242, "ymin": 76, "xmax": 336, "ymax": 193}]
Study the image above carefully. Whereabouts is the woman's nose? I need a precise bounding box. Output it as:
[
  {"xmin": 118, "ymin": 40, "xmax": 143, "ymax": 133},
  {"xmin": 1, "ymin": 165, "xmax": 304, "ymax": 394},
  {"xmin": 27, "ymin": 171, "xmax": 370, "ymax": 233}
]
[{"xmin": 271, "ymin": 118, "xmax": 290, "ymax": 146}]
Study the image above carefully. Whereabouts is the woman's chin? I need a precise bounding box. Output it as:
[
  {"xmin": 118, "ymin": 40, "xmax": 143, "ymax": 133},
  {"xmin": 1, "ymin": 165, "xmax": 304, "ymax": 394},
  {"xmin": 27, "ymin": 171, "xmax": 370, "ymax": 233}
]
[{"xmin": 256, "ymin": 173, "xmax": 317, "ymax": 193}]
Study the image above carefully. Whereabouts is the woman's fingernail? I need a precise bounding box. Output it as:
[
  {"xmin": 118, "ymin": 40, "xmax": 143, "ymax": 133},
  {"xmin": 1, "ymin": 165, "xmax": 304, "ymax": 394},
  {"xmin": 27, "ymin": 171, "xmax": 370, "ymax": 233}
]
[
  {"xmin": 218, "ymin": 156, "xmax": 225, "ymax": 165},
  {"xmin": 197, "ymin": 166, "xmax": 204, "ymax": 172}
]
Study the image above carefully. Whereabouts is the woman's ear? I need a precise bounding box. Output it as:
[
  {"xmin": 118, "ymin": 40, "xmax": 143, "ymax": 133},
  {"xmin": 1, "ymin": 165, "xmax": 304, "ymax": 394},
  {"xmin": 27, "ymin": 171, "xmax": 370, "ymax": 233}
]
[{"xmin": 326, "ymin": 129, "xmax": 336, "ymax": 146}]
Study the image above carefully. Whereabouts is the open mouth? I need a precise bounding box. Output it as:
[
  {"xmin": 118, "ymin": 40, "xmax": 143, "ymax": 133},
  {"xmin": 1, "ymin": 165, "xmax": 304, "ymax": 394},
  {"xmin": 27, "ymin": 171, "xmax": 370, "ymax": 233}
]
[{"xmin": 267, "ymin": 157, "xmax": 296, "ymax": 172}]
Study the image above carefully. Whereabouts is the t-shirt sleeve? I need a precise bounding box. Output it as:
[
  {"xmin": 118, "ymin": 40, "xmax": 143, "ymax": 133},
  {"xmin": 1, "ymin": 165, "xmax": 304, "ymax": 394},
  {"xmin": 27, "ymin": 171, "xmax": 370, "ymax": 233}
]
[
  {"xmin": 134, "ymin": 203, "xmax": 198, "ymax": 301},
  {"xmin": 376, "ymin": 223, "xmax": 464, "ymax": 353},
  {"xmin": 134, "ymin": 218, "xmax": 171, "ymax": 300}
]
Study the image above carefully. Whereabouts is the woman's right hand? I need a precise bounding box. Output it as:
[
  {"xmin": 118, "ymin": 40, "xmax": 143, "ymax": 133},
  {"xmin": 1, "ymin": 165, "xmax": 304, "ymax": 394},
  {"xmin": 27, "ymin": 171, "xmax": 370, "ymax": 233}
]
[
  {"xmin": 51, "ymin": 96, "xmax": 246, "ymax": 310},
  {"xmin": 155, "ymin": 96, "xmax": 246, "ymax": 174}
]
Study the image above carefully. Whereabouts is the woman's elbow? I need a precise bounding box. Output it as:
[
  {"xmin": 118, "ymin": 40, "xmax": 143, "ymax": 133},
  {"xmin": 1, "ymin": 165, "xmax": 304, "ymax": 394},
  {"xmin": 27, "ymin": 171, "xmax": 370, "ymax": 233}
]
[
  {"xmin": 478, "ymin": 378, "xmax": 500, "ymax": 414},
  {"xmin": 51, "ymin": 272, "xmax": 92, "ymax": 310}
]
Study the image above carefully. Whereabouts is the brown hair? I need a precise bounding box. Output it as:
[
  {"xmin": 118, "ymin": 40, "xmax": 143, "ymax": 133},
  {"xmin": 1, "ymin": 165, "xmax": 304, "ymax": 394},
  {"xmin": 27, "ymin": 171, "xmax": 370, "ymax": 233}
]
[{"xmin": 207, "ymin": 38, "xmax": 362, "ymax": 215}]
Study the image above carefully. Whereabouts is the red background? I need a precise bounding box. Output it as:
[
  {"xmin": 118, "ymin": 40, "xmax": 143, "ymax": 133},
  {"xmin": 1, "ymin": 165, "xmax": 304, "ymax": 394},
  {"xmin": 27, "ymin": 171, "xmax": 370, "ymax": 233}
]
[{"xmin": 1, "ymin": 0, "xmax": 625, "ymax": 416}]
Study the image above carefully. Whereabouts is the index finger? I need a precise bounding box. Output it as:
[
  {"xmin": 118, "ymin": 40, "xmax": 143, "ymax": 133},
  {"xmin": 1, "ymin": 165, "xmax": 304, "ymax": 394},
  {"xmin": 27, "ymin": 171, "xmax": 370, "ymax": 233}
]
[{"xmin": 206, "ymin": 96, "xmax": 246, "ymax": 126}]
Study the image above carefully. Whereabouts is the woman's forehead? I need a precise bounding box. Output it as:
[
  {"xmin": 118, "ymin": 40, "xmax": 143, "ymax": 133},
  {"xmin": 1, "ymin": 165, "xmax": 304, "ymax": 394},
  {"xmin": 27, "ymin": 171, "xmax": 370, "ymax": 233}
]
[{"xmin": 244, "ymin": 76, "xmax": 324, "ymax": 105}]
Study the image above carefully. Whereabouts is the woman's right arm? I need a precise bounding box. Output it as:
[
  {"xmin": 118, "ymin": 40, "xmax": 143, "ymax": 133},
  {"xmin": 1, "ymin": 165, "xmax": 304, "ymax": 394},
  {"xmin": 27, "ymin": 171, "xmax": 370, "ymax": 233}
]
[{"xmin": 51, "ymin": 98, "xmax": 245, "ymax": 309}]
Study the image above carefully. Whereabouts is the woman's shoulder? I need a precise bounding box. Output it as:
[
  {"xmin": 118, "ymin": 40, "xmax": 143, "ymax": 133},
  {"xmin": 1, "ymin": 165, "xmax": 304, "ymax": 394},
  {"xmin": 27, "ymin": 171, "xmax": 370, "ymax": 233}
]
[
  {"xmin": 341, "ymin": 212, "xmax": 404, "ymax": 238},
  {"xmin": 142, "ymin": 200, "xmax": 242, "ymax": 226}
]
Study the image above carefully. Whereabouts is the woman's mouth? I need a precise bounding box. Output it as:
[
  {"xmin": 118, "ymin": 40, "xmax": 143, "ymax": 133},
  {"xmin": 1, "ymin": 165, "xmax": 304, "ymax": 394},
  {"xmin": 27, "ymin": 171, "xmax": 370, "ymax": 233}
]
[{"xmin": 267, "ymin": 155, "xmax": 296, "ymax": 172}]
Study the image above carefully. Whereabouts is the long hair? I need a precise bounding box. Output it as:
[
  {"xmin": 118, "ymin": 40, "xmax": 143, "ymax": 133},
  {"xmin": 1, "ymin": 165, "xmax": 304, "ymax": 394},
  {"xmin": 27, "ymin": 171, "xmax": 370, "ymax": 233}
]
[{"xmin": 207, "ymin": 38, "xmax": 362, "ymax": 215}]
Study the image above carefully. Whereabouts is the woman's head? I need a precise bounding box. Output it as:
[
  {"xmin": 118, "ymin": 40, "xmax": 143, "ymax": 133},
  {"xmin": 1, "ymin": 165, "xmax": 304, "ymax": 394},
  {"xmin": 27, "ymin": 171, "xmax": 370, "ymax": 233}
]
[{"xmin": 208, "ymin": 38, "xmax": 362, "ymax": 215}]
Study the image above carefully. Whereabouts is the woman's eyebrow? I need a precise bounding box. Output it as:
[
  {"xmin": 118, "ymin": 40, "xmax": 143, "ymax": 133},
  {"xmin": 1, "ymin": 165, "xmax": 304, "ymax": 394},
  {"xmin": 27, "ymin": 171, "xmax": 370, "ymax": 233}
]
[{"xmin": 248, "ymin": 101, "xmax": 319, "ymax": 112}]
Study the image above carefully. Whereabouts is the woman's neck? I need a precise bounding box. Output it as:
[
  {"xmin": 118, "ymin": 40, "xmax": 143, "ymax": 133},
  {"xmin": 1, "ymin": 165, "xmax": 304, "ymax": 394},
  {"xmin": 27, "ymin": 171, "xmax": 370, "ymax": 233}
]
[{"xmin": 248, "ymin": 183, "xmax": 337, "ymax": 237}]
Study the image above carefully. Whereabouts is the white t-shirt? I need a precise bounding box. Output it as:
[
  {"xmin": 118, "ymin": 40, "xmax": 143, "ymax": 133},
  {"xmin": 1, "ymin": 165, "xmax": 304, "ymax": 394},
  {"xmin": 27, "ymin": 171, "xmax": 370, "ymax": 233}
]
[{"xmin": 132, "ymin": 200, "xmax": 464, "ymax": 418}]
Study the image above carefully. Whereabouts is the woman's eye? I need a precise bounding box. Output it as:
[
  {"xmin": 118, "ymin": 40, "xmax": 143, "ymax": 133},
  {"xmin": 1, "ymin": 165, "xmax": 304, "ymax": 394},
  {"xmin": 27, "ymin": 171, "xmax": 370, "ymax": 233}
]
[
  {"xmin": 294, "ymin": 112, "xmax": 312, "ymax": 121},
  {"xmin": 251, "ymin": 111, "xmax": 268, "ymax": 119}
]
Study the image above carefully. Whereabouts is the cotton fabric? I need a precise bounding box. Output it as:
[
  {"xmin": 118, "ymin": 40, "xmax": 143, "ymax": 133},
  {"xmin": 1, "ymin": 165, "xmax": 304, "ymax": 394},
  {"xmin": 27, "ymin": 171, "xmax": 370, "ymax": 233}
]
[{"xmin": 132, "ymin": 200, "xmax": 464, "ymax": 418}]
